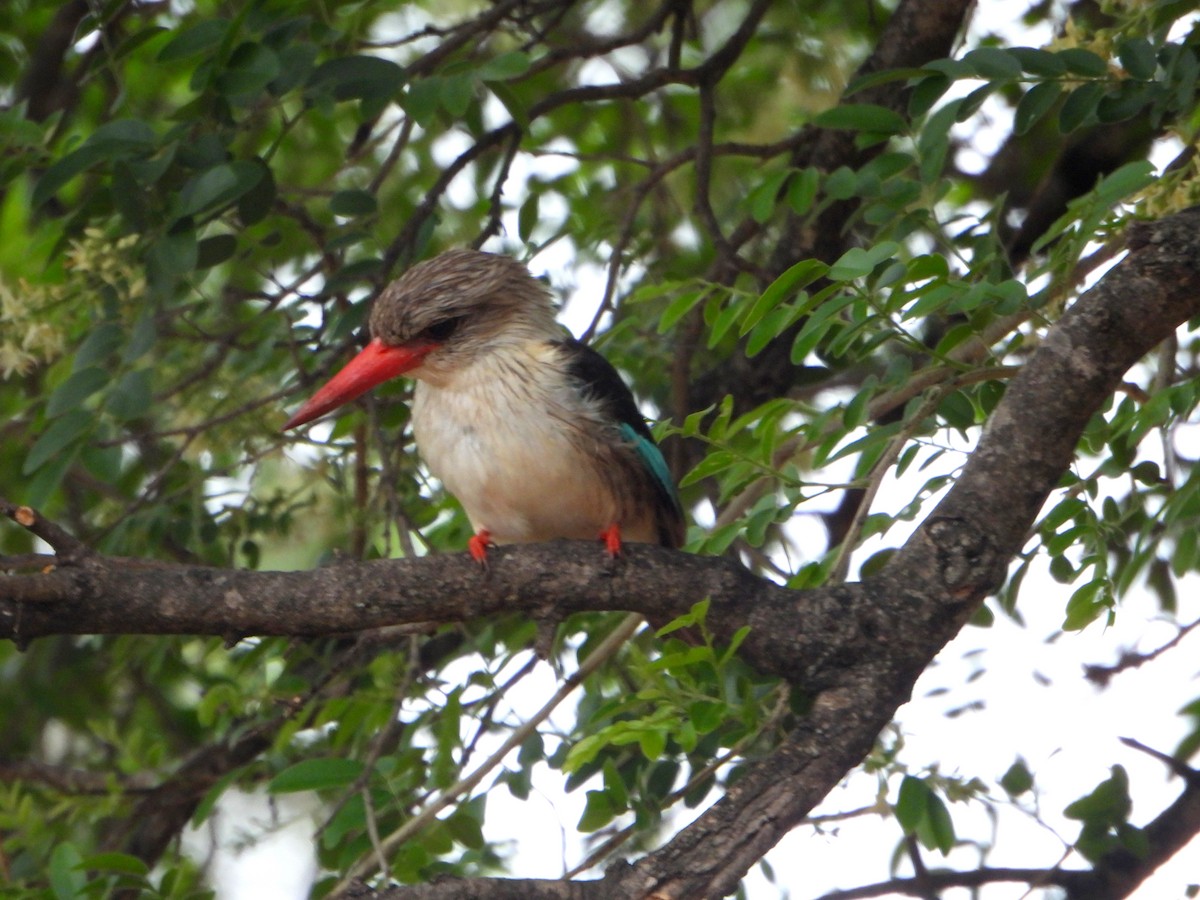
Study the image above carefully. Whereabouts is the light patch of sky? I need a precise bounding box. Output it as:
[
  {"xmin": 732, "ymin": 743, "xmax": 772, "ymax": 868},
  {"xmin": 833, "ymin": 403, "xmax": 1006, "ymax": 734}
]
[
  {"xmin": 184, "ymin": 788, "xmax": 322, "ymax": 899},
  {"xmin": 583, "ymin": 0, "xmax": 629, "ymax": 38}
]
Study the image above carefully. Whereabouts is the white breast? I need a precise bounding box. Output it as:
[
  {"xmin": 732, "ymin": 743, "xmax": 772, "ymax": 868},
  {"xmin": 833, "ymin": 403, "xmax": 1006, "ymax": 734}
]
[{"xmin": 410, "ymin": 343, "xmax": 621, "ymax": 545}]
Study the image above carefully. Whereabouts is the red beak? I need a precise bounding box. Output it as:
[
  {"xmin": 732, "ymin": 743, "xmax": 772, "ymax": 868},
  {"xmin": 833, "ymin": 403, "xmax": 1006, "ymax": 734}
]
[{"xmin": 283, "ymin": 337, "xmax": 436, "ymax": 430}]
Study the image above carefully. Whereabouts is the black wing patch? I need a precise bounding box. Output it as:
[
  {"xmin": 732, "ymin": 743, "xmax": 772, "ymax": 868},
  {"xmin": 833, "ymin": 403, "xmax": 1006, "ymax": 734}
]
[
  {"xmin": 558, "ymin": 339, "xmax": 653, "ymax": 439},
  {"xmin": 557, "ymin": 339, "xmax": 685, "ymax": 547}
]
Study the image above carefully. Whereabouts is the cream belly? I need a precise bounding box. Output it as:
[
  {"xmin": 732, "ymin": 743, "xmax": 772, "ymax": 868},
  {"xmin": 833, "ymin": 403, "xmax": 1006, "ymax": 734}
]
[{"xmin": 411, "ymin": 353, "xmax": 628, "ymax": 544}]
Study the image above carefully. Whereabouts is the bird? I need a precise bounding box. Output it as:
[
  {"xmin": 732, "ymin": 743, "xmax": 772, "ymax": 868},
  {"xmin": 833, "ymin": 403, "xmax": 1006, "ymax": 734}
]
[{"xmin": 283, "ymin": 248, "xmax": 685, "ymax": 562}]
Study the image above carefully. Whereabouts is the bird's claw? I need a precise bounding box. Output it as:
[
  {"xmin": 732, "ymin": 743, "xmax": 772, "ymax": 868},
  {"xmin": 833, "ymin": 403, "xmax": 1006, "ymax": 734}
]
[
  {"xmin": 599, "ymin": 524, "xmax": 622, "ymax": 559},
  {"xmin": 468, "ymin": 530, "xmax": 493, "ymax": 569}
]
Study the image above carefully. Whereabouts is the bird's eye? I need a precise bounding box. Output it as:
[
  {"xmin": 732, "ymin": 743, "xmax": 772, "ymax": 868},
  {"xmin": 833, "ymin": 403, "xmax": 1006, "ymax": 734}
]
[{"xmin": 422, "ymin": 316, "xmax": 463, "ymax": 342}]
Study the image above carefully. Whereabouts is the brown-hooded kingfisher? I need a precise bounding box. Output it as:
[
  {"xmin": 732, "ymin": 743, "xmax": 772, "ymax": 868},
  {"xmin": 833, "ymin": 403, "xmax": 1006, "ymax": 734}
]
[{"xmin": 283, "ymin": 249, "xmax": 685, "ymax": 562}]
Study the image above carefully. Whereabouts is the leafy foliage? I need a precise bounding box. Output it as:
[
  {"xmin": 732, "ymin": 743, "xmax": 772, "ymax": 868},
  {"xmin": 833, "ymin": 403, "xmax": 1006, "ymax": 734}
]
[{"xmin": 2, "ymin": 0, "xmax": 1200, "ymax": 897}]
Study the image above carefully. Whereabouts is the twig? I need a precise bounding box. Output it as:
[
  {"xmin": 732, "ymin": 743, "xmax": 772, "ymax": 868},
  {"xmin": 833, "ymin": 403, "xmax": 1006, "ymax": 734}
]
[
  {"xmin": 1119, "ymin": 736, "xmax": 1200, "ymax": 786},
  {"xmin": 330, "ymin": 613, "xmax": 645, "ymax": 893},
  {"xmin": 1085, "ymin": 617, "xmax": 1200, "ymax": 687},
  {"xmin": 0, "ymin": 497, "xmax": 91, "ymax": 561}
]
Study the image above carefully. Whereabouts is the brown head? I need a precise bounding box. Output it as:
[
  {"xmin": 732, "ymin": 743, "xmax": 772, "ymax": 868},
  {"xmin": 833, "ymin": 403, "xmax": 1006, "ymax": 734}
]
[{"xmin": 283, "ymin": 249, "xmax": 558, "ymax": 429}]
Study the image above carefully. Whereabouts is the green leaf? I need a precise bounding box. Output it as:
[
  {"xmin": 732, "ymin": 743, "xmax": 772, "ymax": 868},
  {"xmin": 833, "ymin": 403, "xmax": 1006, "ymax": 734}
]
[
  {"xmin": 75, "ymin": 323, "xmax": 124, "ymax": 369},
  {"xmin": 1093, "ymin": 160, "xmax": 1155, "ymax": 205},
  {"xmin": 1000, "ymin": 758, "xmax": 1034, "ymax": 796},
  {"xmin": 268, "ymin": 757, "xmax": 366, "ymax": 793},
  {"xmin": 1009, "ymin": 46, "xmax": 1067, "ymax": 77},
  {"xmin": 578, "ymin": 790, "xmax": 614, "ymax": 832},
  {"xmin": 603, "ymin": 758, "xmax": 630, "ymax": 810},
  {"xmin": 746, "ymin": 306, "xmax": 800, "ymax": 356},
  {"xmin": 47, "ymin": 367, "xmax": 110, "ymax": 417},
  {"xmin": 1059, "ymin": 81, "xmax": 1106, "ymax": 132},
  {"xmin": 1063, "ymin": 579, "xmax": 1110, "ymax": 630},
  {"xmin": 658, "ymin": 287, "xmax": 705, "ymax": 333},
  {"xmin": 894, "ymin": 775, "xmax": 928, "ymax": 832},
  {"xmin": 33, "ymin": 144, "xmax": 109, "ymax": 207},
  {"xmin": 49, "ymin": 843, "xmax": 85, "ymax": 900},
  {"xmin": 24, "ymin": 410, "xmax": 91, "ymax": 475},
  {"xmin": 307, "ymin": 55, "xmax": 406, "ymax": 102},
  {"xmin": 680, "ymin": 449, "xmax": 736, "ymax": 486},
  {"xmin": 237, "ymin": 160, "xmax": 276, "ymax": 225},
  {"xmin": 845, "ymin": 67, "xmax": 932, "ymax": 96},
  {"xmin": 518, "ymin": 732, "xmax": 544, "ymax": 767},
  {"xmin": 87, "ymin": 118, "xmax": 158, "ymax": 154},
  {"xmin": 1014, "ymin": 81, "xmax": 1062, "ymax": 135},
  {"xmin": 908, "ymin": 73, "xmax": 950, "ymax": 117},
  {"xmin": 962, "ymin": 47, "xmax": 1022, "ymax": 79},
  {"xmin": 955, "ymin": 83, "xmax": 996, "ymax": 121},
  {"xmin": 1118, "ymin": 38, "xmax": 1158, "ymax": 80},
  {"xmin": 825, "ymin": 165, "xmax": 857, "ymax": 199},
  {"xmin": 707, "ymin": 298, "xmax": 745, "ymax": 348},
  {"xmin": 688, "ymin": 700, "xmax": 725, "ymax": 734},
  {"xmin": 563, "ymin": 734, "xmax": 604, "ymax": 773},
  {"xmin": 404, "ymin": 78, "xmax": 441, "ymax": 126},
  {"xmin": 517, "ymin": 192, "xmax": 539, "ymax": 242},
  {"xmin": 655, "ymin": 598, "xmax": 710, "ymax": 636},
  {"xmin": 421, "ymin": 819, "xmax": 454, "ymax": 855},
  {"xmin": 271, "ymin": 42, "xmax": 318, "ymax": 95},
  {"xmin": 106, "ymin": 369, "xmax": 153, "ymax": 421},
  {"xmin": 740, "ymin": 258, "xmax": 827, "ymax": 336},
  {"xmin": 157, "ymin": 18, "xmax": 229, "ymax": 61},
  {"xmin": 896, "ymin": 776, "xmax": 955, "ymax": 854},
  {"xmin": 1097, "ymin": 81, "xmax": 1150, "ymax": 122},
  {"xmin": 919, "ymin": 791, "xmax": 956, "ymax": 854},
  {"xmin": 196, "ymin": 233, "xmax": 238, "ymax": 268},
  {"xmin": 746, "ymin": 169, "xmax": 790, "ymax": 224},
  {"xmin": 147, "ymin": 229, "xmax": 198, "ymax": 294},
  {"xmin": 1058, "ymin": 47, "xmax": 1110, "ymax": 77},
  {"xmin": 23, "ymin": 449, "xmax": 76, "ymax": 508},
  {"xmin": 790, "ymin": 314, "xmax": 832, "ymax": 363},
  {"xmin": 216, "ymin": 42, "xmax": 282, "ymax": 98},
  {"xmin": 79, "ymin": 852, "xmax": 150, "ymax": 876},
  {"xmin": 787, "ymin": 166, "xmax": 820, "ymax": 215},
  {"xmin": 447, "ymin": 811, "xmax": 485, "ymax": 849},
  {"xmin": 175, "ymin": 160, "xmax": 265, "ymax": 219},
  {"xmin": 917, "ymin": 99, "xmax": 962, "ymax": 183},
  {"xmin": 439, "ymin": 74, "xmax": 474, "ymax": 117},
  {"xmin": 1065, "ymin": 765, "xmax": 1131, "ymax": 823},
  {"xmin": 829, "ymin": 245, "xmax": 891, "ymax": 281},
  {"xmin": 488, "ymin": 79, "xmax": 529, "ymax": 128},
  {"xmin": 813, "ymin": 103, "xmax": 907, "ymax": 134},
  {"xmin": 638, "ymin": 727, "xmax": 667, "ymax": 761},
  {"xmin": 330, "ymin": 189, "xmax": 378, "ymax": 217},
  {"xmin": 478, "ymin": 51, "xmax": 530, "ymax": 81}
]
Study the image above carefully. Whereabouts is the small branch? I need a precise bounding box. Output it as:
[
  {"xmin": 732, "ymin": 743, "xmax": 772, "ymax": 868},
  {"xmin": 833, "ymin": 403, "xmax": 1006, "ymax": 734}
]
[
  {"xmin": 0, "ymin": 498, "xmax": 92, "ymax": 562},
  {"xmin": 1119, "ymin": 736, "xmax": 1200, "ymax": 786},
  {"xmin": 1085, "ymin": 617, "xmax": 1200, "ymax": 687},
  {"xmin": 330, "ymin": 614, "xmax": 645, "ymax": 893}
]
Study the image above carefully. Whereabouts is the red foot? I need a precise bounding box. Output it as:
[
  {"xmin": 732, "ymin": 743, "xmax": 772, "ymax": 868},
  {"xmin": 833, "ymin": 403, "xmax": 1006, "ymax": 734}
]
[
  {"xmin": 468, "ymin": 530, "xmax": 493, "ymax": 565},
  {"xmin": 599, "ymin": 523, "xmax": 622, "ymax": 558}
]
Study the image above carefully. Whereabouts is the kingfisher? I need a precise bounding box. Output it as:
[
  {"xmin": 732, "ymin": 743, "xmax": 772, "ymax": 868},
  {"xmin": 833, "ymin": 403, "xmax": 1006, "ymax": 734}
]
[{"xmin": 283, "ymin": 249, "xmax": 685, "ymax": 562}]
